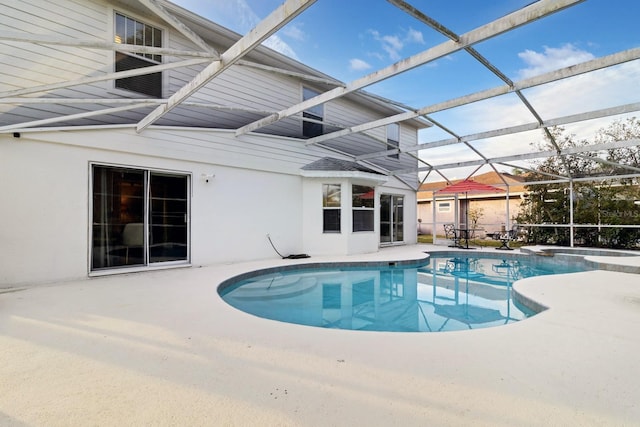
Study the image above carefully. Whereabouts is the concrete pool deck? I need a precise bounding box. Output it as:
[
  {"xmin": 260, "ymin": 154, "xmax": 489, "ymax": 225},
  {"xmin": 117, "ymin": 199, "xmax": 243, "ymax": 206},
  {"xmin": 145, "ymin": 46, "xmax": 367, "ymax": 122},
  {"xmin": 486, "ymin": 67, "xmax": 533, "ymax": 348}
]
[{"xmin": 1, "ymin": 244, "xmax": 639, "ymax": 426}]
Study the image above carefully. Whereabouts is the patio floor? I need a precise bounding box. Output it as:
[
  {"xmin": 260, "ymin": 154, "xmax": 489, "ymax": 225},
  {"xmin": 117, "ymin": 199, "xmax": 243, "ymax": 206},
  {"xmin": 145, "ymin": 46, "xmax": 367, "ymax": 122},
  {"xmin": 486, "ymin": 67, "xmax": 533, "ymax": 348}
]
[{"xmin": 1, "ymin": 245, "xmax": 639, "ymax": 426}]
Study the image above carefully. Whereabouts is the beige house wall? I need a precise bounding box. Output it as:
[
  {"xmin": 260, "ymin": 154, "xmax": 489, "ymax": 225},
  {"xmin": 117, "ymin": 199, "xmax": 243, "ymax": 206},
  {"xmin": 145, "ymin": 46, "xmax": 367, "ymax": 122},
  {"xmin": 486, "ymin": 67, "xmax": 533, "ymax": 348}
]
[{"xmin": 418, "ymin": 196, "xmax": 523, "ymax": 237}]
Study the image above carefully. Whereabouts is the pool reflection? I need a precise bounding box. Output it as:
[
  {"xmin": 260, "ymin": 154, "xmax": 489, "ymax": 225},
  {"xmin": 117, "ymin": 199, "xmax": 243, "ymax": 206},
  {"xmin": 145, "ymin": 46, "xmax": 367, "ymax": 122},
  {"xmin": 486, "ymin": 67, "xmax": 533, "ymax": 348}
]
[{"xmin": 221, "ymin": 257, "xmax": 535, "ymax": 332}]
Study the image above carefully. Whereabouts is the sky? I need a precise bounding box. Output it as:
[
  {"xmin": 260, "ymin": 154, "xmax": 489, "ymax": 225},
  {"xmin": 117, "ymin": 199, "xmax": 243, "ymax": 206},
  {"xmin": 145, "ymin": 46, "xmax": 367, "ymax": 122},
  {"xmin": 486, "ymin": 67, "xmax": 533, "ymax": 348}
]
[{"xmin": 170, "ymin": 0, "xmax": 640, "ymax": 180}]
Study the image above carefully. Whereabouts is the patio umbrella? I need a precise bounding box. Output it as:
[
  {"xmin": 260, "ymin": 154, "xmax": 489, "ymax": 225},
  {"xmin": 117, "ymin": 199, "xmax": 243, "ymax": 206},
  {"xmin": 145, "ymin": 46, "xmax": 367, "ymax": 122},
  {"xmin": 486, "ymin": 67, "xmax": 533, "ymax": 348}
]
[{"xmin": 435, "ymin": 179, "xmax": 504, "ymax": 243}]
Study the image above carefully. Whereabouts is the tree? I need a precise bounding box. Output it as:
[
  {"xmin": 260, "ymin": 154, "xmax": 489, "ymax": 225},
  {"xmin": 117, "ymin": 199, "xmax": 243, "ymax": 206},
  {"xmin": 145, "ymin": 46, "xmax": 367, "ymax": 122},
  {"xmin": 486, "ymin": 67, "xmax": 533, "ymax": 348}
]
[{"xmin": 517, "ymin": 119, "xmax": 640, "ymax": 248}]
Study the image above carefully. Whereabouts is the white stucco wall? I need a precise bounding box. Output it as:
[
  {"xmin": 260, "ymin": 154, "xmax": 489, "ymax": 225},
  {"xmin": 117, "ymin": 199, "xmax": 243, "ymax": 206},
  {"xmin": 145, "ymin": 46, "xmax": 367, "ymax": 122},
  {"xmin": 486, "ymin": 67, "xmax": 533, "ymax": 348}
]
[
  {"xmin": 0, "ymin": 129, "xmax": 307, "ymax": 286},
  {"xmin": 1, "ymin": 128, "xmax": 419, "ymax": 287},
  {"xmin": 302, "ymin": 178, "xmax": 417, "ymax": 256}
]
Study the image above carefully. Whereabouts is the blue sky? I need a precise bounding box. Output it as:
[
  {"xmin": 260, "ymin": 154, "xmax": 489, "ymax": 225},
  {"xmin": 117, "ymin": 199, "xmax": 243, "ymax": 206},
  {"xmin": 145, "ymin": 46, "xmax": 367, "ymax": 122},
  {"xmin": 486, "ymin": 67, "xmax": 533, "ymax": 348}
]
[{"xmin": 171, "ymin": 0, "xmax": 640, "ymax": 178}]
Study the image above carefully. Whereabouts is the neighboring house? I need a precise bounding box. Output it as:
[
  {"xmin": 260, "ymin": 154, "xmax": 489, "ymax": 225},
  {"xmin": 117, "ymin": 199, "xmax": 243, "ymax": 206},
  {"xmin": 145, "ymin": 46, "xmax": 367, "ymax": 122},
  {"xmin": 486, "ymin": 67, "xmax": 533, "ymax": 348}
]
[
  {"xmin": 417, "ymin": 171, "xmax": 526, "ymax": 237},
  {"xmin": 0, "ymin": 0, "xmax": 428, "ymax": 286}
]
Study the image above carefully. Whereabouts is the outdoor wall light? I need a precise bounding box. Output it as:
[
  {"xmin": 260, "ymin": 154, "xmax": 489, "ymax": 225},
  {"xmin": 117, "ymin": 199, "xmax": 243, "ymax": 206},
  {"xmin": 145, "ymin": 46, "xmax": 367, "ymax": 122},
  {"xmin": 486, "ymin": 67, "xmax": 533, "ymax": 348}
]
[{"xmin": 201, "ymin": 173, "xmax": 215, "ymax": 183}]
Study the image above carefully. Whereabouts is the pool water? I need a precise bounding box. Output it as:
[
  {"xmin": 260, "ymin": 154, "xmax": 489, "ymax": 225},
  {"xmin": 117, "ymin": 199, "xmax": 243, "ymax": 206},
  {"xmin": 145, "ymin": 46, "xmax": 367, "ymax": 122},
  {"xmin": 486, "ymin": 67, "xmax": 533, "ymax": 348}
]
[{"xmin": 219, "ymin": 254, "xmax": 592, "ymax": 332}]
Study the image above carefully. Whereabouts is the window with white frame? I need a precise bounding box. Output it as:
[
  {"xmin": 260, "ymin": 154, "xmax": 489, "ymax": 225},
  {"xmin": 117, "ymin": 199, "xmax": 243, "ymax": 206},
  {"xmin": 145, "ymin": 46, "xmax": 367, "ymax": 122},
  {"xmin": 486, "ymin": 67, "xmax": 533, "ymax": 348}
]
[
  {"xmin": 323, "ymin": 184, "xmax": 341, "ymax": 233},
  {"xmin": 352, "ymin": 184, "xmax": 375, "ymax": 232},
  {"xmin": 387, "ymin": 123, "xmax": 400, "ymax": 159},
  {"xmin": 438, "ymin": 201, "xmax": 451, "ymax": 212},
  {"xmin": 303, "ymin": 87, "xmax": 324, "ymax": 137},
  {"xmin": 114, "ymin": 12, "xmax": 162, "ymax": 97}
]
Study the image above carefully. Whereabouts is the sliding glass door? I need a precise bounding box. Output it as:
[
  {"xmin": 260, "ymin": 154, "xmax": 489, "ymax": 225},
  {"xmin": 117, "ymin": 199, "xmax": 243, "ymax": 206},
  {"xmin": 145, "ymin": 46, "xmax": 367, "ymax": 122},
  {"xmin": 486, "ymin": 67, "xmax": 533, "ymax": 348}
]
[
  {"xmin": 91, "ymin": 165, "xmax": 189, "ymax": 271},
  {"xmin": 380, "ymin": 194, "xmax": 404, "ymax": 245}
]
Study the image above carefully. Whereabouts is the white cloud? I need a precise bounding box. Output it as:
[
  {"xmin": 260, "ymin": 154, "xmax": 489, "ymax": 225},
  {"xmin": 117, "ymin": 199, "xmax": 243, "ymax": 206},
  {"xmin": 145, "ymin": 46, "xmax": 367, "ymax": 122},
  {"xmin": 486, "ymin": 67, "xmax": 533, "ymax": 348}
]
[
  {"xmin": 517, "ymin": 44, "xmax": 595, "ymax": 79},
  {"xmin": 419, "ymin": 50, "xmax": 640, "ymax": 173},
  {"xmin": 405, "ymin": 27, "xmax": 425, "ymax": 45},
  {"xmin": 349, "ymin": 58, "xmax": 372, "ymax": 71},
  {"xmin": 171, "ymin": 0, "xmax": 299, "ymax": 59},
  {"xmin": 282, "ymin": 23, "xmax": 306, "ymax": 41},
  {"xmin": 264, "ymin": 35, "xmax": 299, "ymax": 60},
  {"xmin": 367, "ymin": 27, "xmax": 424, "ymax": 62}
]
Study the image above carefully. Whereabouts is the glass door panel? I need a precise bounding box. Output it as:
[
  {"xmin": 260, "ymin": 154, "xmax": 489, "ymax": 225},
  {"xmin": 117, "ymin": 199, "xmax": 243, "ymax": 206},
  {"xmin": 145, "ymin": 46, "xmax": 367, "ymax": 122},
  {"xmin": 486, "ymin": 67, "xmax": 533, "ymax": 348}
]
[
  {"xmin": 149, "ymin": 173, "xmax": 188, "ymax": 263},
  {"xmin": 91, "ymin": 165, "xmax": 189, "ymax": 271},
  {"xmin": 380, "ymin": 194, "xmax": 404, "ymax": 245},
  {"xmin": 92, "ymin": 166, "xmax": 145, "ymax": 269},
  {"xmin": 380, "ymin": 194, "xmax": 391, "ymax": 243},
  {"xmin": 393, "ymin": 196, "xmax": 404, "ymax": 242}
]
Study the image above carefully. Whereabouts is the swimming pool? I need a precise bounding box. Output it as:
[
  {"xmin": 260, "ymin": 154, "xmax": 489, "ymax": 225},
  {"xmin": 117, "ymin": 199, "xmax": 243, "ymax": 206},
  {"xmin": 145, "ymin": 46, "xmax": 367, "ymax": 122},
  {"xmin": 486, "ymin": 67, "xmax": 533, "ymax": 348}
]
[{"xmin": 218, "ymin": 252, "xmax": 594, "ymax": 332}]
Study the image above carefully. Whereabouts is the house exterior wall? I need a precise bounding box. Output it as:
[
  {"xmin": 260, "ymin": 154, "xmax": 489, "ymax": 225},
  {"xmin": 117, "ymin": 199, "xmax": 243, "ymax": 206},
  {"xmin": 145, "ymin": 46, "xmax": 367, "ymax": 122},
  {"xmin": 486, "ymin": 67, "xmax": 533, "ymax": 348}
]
[
  {"xmin": 0, "ymin": 0, "xmax": 421, "ymax": 287},
  {"xmin": 1, "ymin": 127, "xmax": 418, "ymax": 286},
  {"xmin": 0, "ymin": 0, "xmax": 422, "ymax": 152},
  {"xmin": 302, "ymin": 178, "xmax": 417, "ymax": 256},
  {"xmin": 418, "ymin": 197, "xmax": 523, "ymax": 237}
]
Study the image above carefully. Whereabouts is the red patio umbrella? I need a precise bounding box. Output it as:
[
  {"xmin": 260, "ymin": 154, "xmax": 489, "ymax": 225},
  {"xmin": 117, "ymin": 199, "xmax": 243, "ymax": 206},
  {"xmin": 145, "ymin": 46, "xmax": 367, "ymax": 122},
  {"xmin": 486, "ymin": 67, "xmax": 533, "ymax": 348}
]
[{"xmin": 436, "ymin": 179, "xmax": 504, "ymax": 244}]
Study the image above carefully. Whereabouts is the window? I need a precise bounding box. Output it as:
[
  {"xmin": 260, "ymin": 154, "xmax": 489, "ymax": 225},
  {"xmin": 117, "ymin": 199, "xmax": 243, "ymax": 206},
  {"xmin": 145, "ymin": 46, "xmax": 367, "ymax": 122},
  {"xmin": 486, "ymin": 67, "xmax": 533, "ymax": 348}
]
[
  {"xmin": 352, "ymin": 185, "xmax": 374, "ymax": 232},
  {"xmin": 323, "ymin": 184, "xmax": 341, "ymax": 233},
  {"xmin": 387, "ymin": 123, "xmax": 400, "ymax": 159},
  {"xmin": 303, "ymin": 87, "xmax": 324, "ymax": 137},
  {"xmin": 114, "ymin": 12, "xmax": 162, "ymax": 97},
  {"xmin": 438, "ymin": 201, "xmax": 451, "ymax": 213},
  {"xmin": 91, "ymin": 165, "xmax": 189, "ymax": 270}
]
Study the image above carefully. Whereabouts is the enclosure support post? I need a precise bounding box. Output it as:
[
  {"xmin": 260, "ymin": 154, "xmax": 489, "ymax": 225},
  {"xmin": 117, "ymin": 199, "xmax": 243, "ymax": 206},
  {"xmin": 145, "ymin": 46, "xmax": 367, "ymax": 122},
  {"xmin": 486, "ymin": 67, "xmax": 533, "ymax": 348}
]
[
  {"xmin": 569, "ymin": 181, "xmax": 575, "ymax": 247},
  {"xmin": 432, "ymin": 193, "xmax": 437, "ymax": 245}
]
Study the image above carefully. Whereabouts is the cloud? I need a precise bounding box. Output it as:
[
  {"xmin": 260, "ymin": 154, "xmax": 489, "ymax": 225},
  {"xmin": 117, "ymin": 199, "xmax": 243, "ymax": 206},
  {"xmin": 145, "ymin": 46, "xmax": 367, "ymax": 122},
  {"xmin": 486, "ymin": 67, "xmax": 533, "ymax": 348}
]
[
  {"xmin": 349, "ymin": 58, "xmax": 372, "ymax": 71},
  {"xmin": 405, "ymin": 27, "xmax": 425, "ymax": 45},
  {"xmin": 171, "ymin": 0, "xmax": 299, "ymax": 59},
  {"xmin": 419, "ymin": 48, "xmax": 640, "ymax": 173},
  {"xmin": 264, "ymin": 35, "xmax": 299, "ymax": 60},
  {"xmin": 517, "ymin": 44, "xmax": 595, "ymax": 79},
  {"xmin": 367, "ymin": 27, "xmax": 425, "ymax": 61},
  {"xmin": 282, "ymin": 23, "xmax": 306, "ymax": 41}
]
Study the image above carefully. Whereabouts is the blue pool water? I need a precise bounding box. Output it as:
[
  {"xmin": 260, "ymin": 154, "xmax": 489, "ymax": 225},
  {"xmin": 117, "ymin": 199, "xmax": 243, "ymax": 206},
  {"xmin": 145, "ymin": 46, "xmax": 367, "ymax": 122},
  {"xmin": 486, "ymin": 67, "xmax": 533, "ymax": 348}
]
[{"xmin": 219, "ymin": 253, "xmax": 593, "ymax": 332}]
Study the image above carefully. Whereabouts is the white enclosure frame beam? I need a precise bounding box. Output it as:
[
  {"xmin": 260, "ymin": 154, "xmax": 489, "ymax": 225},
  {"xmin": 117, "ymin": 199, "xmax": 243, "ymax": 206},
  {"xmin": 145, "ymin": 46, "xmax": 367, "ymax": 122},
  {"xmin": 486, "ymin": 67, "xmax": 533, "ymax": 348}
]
[
  {"xmin": 405, "ymin": 139, "xmax": 640, "ymax": 175},
  {"xmin": 0, "ymin": 32, "xmax": 217, "ymax": 58},
  {"xmin": 0, "ymin": 58, "xmax": 211, "ymax": 98},
  {"xmin": 235, "ymin": 0, "xmax": 583, "ymax": 136},
  {"xmin": 237, "ymin": 60, "xmax": 345, "ymax": 87},
  {"xmin": 137, "ymin": 0, "xmax": 218, "ymax": 55},
  {"xmin": 0, "ymin": 103, "xmax": 157, "ymax": 132},
  {"xmin": 136, "ymin": 0, "xmax": 317, "ymax": 132},
  {"xmin": 305, "ymin": 47, "xmax": 640, "ymax": 146}
]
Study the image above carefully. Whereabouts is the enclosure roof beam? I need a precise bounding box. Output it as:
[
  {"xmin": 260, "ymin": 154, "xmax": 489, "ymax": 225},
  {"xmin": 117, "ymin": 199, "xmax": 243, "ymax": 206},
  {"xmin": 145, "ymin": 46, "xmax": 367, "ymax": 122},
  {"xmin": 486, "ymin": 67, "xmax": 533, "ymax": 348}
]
[
  {"xmin": 574, "ymin": 154, "xmax": 640, "ymax": 174},
  {"xmin": 138, "ymin": 0, "xmax": 218, "ymax": 55},
  {"xmin": 496, "ymin": 162, "xmax": 569, "ymax": 181},
  {"xmin": 402, "ymin": 139, "xmax": 640, "ymax": 174},
  {"xmin": 0, "ymin": 58, "xmax": 210, "ymax": 99},
  {"xmin": 237, "ymin": 60, "xmax": 345, "ymax": 87},
  {"xmin": 136, "ymin": 0, "xmax": 316, "ymax": 132},
  {"xmin": 0, "ymin": 32, "xmax": 218, "ymax": 58},
  {"xmin": 405, "ymin": 101, "xmax": 640, "ymax": 153},
  {"xmin": 305, "ymin": 47, "xmax": 640, "ymax": 147},
  {"xmin": 0, "ymin": 103, "xmax": 156, "ymax": 132},
  {"xmin": 235, "ymin": 0, "xmax": 582, "ymax": 136}
]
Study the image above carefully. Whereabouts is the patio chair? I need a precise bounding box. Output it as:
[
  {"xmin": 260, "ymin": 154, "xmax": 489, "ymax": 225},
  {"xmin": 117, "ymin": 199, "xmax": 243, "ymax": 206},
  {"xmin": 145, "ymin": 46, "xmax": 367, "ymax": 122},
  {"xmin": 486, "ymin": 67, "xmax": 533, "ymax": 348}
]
[
  {"xmin": 122, "ymin": 222, "xmax": 144, "ymax": 263},
  {"xmin": 494, "ymin": 224, "xmax": 519, "ymax": 250},
  {"xmin": 443, "ymin": 223, "xmax": 460, "ymax": 248}
]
